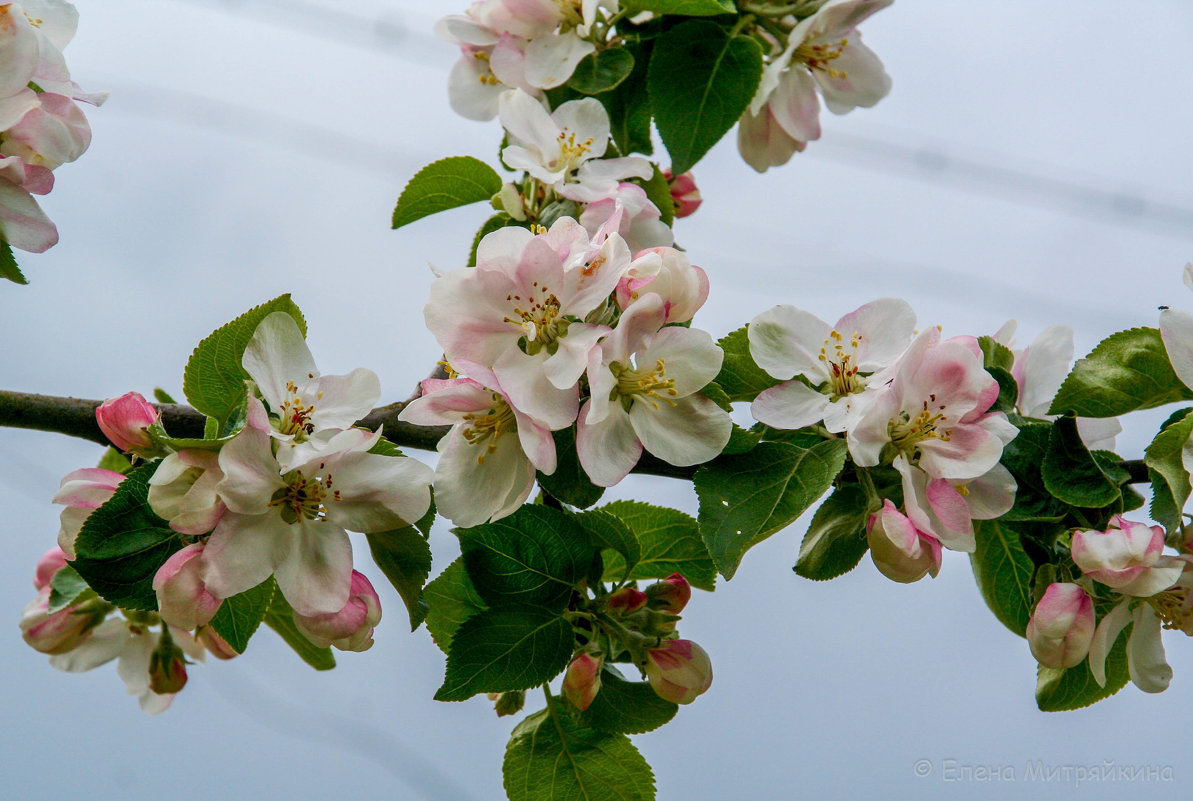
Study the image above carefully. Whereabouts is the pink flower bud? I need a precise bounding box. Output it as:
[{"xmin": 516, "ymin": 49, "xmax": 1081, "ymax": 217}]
[
  {"xmin": 152, "ymin": 543, "xmax": 222, "ymax": 630},
  {"xmin": 606, "ymin": 586, "xmax": 648, "ymax": 615},
  {"xmin": 866, "ymin": 500, "xmax": 942, "ymax": 584},
  {"xmin": 33, "ymin": 546, "xmax": 69, "ymax": 590},
  {"xmin": 1026, "ymin": 583, "xmax": 1095, "ymax": 669},
  {"xmin": 19, "ymin": 587, "xmax": 101, "ymax": 654},
  {"xmin": 562, "ymin": 653, "xmax": 603, "ymax": 711},
  {"xmin": 148, "ymin": 638, "xmax": 188, "ymax": 695},
  {"xmin": 645, "ymin": 639, "xmax": 713, "ymax": 705},
  {"xmin": 664, "ymin": 170, "xmax": 702, "ymax": 218},
  {"xmin": 292, "ymin": 571, "xmax": 382, "ymax": 652},
  {"xmin": 1072, "ymin": 516, "xmax": 1184, "ymax": 597},
  {"xmin": 53, "ymin": 467, "xmax": 125, "ymax": 559},
  {"xmin": 645, "ymin": 572, "xmax": 691, "ymax": 614},
  {"xmin": 197, "ymin": 626, "xmax": 239, "ymax": 660},
  {"xmin": 96, "ymin": 392, "xmax": 159, "ymax": 454}
]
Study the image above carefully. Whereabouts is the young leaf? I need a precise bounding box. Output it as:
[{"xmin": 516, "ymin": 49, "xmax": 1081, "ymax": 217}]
[
  {"xmin": 998, "ymin": 420, "xmax": 1068, "ymax": 522},
  {"xmin": 630, "ymin": 1, "xmax": 736, "ymax": 17},
  {"xmin": 182, "ymin": 295, "xmax": 307, "ymax": 425},
  {"xmin": 648, "ymin": 20, "xmax": 763, "ymax": 174},
  {"xmin": 392, "ymin": 156, "xmax": 503, "ymax": 230},
  {"xmin": 209, "ymin": 576, "xmax": 276, "ymax": 654},
  {"xmin": 424, "ymin": 557, "xmax": 489, "ymax": 654},
  {"xmin": 264, "ymin": 591, "xmax": 336, "ymax": 670},
  {"xmin": 1, "ymin": 240, "xmax": 28, "ymax": 285},
  {"xmin": 713, "ymin": 326, "xmax": 780, "ymax": 402},
  {"xmin": 537, "ymin": 427, "xmax": 605, "ymax": 509},
  {"xmin": 71, "ymin": 464, "xmax": 183, "ymax": 611},
  {"xmin": 580, "ymin": 666, "xmax": 678, "ymax": 735},
  {"xmin": 793, "ymin": 485, "xmax": 870, "ymax": 581},
  {"xmin": 1035, "ymin": 619, "xmax": 1130, "ymax": 712},
  {"xmin": 695, "ymin": 439, "xmax": 847, "ymax": 579},
  {"xmin": 435, "ymin": 606, "xmax": 573, "ymax": 701},
  {"xmin": 1048, "ymin": 327, "xmax": 1193, "ymax": 417},
  {"xmin": 977, "ymin": 335, "xmax": 1016, "ymax": 373},
  {"xmin": 567, "ymin": 48, "xmax": 636, "ymax": 94},
  {"xmin": 575, "ymin": 509, "xmax": 641, "ymax": 583},
  {"xmin": 597, "ymin": 500, "xmax": 716, "ymax": 590},
  {"xmin": 1144, "ymin": 408, "xmax": 1193, "ymax": 530},
  {"xmin": 366, "ymin": 525, "xmax": 433, "ymax": 630},
  {"xmin": 1041, "ymin": 416, "xmax": 1121, "ymax": 508},
  {"xmin": 457, "ymin": 505, "xmax": 592, "ymax": 610},
  {"xmin": 504, "ymin": 701, "xmax": 657, "ymax": 801},
  {"xmin": 969, "ymin": 520, "xmax": 1035, "ymax": 638},
  {"xmin": 47, "ymin": 565, "xmax": 95, "ymax": 614}
]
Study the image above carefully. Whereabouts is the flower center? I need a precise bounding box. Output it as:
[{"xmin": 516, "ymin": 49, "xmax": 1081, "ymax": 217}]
[
  {"xmin": 270, "ymin": 468, "xmax": 340, "ymax": 524},
  {"xmin": 471, "ymin": 50, "xmax": 501, "ymax": 86},
  {"xmin": 554, "ymin": 127, "xmax": 594, "ymax": 171},
  {"xmin": 888, "ymin": 397, "xmax": 951, "ymax": 460},
  {"xmin": 1150, "ymin": 588, "xmax": 1193, "ymax": 635},
  {"xmin": 277, "ymin": 378, "xmax": 318, "ymax": 438},
  {"xmin": 611, "ymin": 358, "xmax": 679, "ymax": 411},
  {"xmin": 461, "ymin": 394, "xmax": 516, "ymax": 464},
  {"xmin": 818, "ymin": 329, "xmax": 863, "ymax": 397},
  {"xmin": 504, "ymin": 282, "xmax": 570, "ymax": 355},
  {"xmin": 796, "ymin": 37, "xmax": 849, "ymax": 79}
]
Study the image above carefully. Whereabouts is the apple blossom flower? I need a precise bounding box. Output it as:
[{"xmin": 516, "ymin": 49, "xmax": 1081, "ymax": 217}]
[
  {"xmin": 1088, "ymin": 599, "xmax": 1173, "ymax": 694},
  {"xmin": 95, "ymin": 391, "xmax": 159, "ymax": 454},
  {"xmin": 205, "ymin": 397, "xmax": 432, "ymax": 616},
  {"xmin": 614, "ymin": 247, "xmax": 708, "ymax": 325},
  {"xmin": 562, "ymin": 652, "xmax": 602, "ymax": 711},
  {"xmin": 892, "ymin": 455, "xmax": 1014, "ymax": 555},
  {"xmin": 578, "ymin": 182, "xmax": 674, "ymax": 255},
  {"xmin": 292, "ymin": 570, "xmax": 382, "ymax": 652},
  {"xmin": 425, "ymin": 218, "xmax": 631, "ymax": 429},
  {"xmin": 749, "ymin": 298, "xmax": 916, "ymax": 434},
  {"xmin": 398, "ymin": 366, "xmax": 555, "ymax": 527},
  {"xmin": 1026, "ymin": 583, "xmax": 1095, "ymax": 669},
  {"xmin": 0, "ymin": 3, "xmax": 39, "ymax": 100},
  {"xmin": 664, "ymin": 170, "xmax": 701, "ymax": 218},
  {"xmin": 644, "ymin": 639, "xmax": 713, "ymax": 705},
  {"xmin": 0, "ymin": 153, "xmax": 56, "ymax": 251},
  {"xmin": 578, "ymin": 294, "xmax": 730, "ymax": 486},
  {"xmin": 1071, "ymin": 516, "xmax": 1185, "ymax": 598},
  {"xmin": 147, "ymin": 449, "xmax": 227, "ymax": 535},
  {"xmin": 737, "ymin": 104, "xmax": 807, "ymax": 173},
  {"xmin": 0, "ymin": 90, "xmax": 90, "ymax": 169},
  {"xmin": 153, "ymin": 543, "xmax": 222, "ymax": 631},
  {"xmin": 865, "ymin": 499, "xmax": 941, "ymax": 583},
  {"xmin": 52, "ymin": 466, "xmax": 124, "ymax": 558}
]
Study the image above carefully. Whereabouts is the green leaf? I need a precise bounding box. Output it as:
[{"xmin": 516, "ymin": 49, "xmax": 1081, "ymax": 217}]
[
  {"xmin": 1041, "ymin": 416, "xmax": 1121, "ymax": 508},
  {"xmin": 469, "ymin": 212, "xmax": 516, "ymax": 268},
  {"xmin": 504, "ymin": 701, "xmax": 656, "ymax": 801},
  {"xmin": 1, "ymin": 240, "xmax": 28, "ymax": 285},
  {"xmin": 435, "ymin": 606, "xmax": 573, "ymax": 701},
  {"xmin": 629, "ymin": 0, "xmax": 735, "ymax": 15},
  {"xmin": 95, "ymin": 447, "xmax": 133, "ymax": 475},
  {"xmin": 722, "ymin": 423, "xmax": 762, "ymax": 455},
  {"xmin": 182, "ymin": 295, "xmax": 307, "ymax": 425},
  {"xmin": 146, "ymin": 423, "xmax": 238, "ymax": 453},
  {"xmin": 209, "ymin": 576, "xmax": 276, "ymax": 654},
  {"xmin": 596, "ymin": 500, "xmax": 716, "ymax": 590},
  {"xmin": 152, "ymin": 388, "xmax": 177, "ymax": 404},
  {"xmin": 648, "ymin": 20, "xmax": 763, "ymax": 174},
  {"xmin": 1048, "ymin": 327, "xmax": 1193, "ymax": 417},
  {"xmin": 537, "ymin": 427, "xmax": 605, "ymax": 509},
  {"xmin": 457, "ymin": 505, "xmax": 592, "ymax": 610},
  {"xmin": 998, "ymin": 421, "xmax": 1068, "ymax": 522},
  {"xmin": 392, "ymin": 156, "xmax": 503, "ymax": 230},
  {"xmin": 969, "ymin": 520, "xmax": 1035, "ymax": 637},
  {"xmin": 599, "ymin": 41, "xmax": 654, "ymax": 156},
  {"xmin": 977, "ymin": 335, "xmax": 1015, "ymax": 373},
  {"xmin": 581, "ymin": 667, "xmax": 677, "ymax": 735},
  {"xmin": 1036, "ymin": 618, "xmax": 1130, "ymax": 712},
  {"xmin": 264, "ymin": 591, "xmax": 336, "ymax": 670},
  {"xmin": 793, "ymin": 485, "xmax": 870, "ymax": 581},
  {"xmin": 712, "ymin": 326, "xmax": 780, "ymax": 402},
  {"xmin": 576, "ymin": 509, "xmax": 641, "ymax": 583},
  {"xmin": 47, "ymin": 565, "xmax": 95, "ymax": 613},
  {"xmin": 635, "ymin": 164, "xmax": 675, "ymax": 228},
  {"xmin": 986, "ymin": 365, "xmax": 1019, "ymax": 414},
  {"xmin": 568, "ymin": 48, "xmax": 636, "ymax": 94},
  {"xmin": 424, "ymin": 558, "xmax": 489, "ymax": 654},
  {"xmin": 71, "ymin": 464, "xmax": 183, "ymax": 611},
  {"xmin": 695, "ymin": 439, "xmax": 847, "ymax": 579},
  {"xmin": 366, "ymin": 525, "xmax": 432, "ymax": 630},
  {"xmin": 1144, "ymin": 409, "xmax": 1193, "ymax": 530}
]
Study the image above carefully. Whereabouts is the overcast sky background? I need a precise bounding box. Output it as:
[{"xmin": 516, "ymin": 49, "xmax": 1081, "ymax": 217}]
[{"xmin": 3, "ymin": 0, "xmax": 1193, "ymax": 798}]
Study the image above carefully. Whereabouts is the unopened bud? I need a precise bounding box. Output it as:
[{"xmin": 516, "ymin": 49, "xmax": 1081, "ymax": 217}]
[
  {"xmin": 197, "ymin": 626, "xmax": 239, "ymax": 660},
  {"xmin": 148, "ymin": 635, "xmax": 188, "ymax": 695},
  {"xmin": 645, "ymin": 639, "xmax": 712, "ymax": 705},
  {"xmin": 492, "ymin": 690, "xmax": 525, "ymax": 717},
  {"xmin": 496, "ymin": 183, "xmax": 527, "ymax": 221},
  {"xmin": 19, "ymin": 587, "xmax": 103, "ymax": 654},
  {"xmin": 866, "ymin": 500, "xmax": 941, "ymax": 583},
  {"xmin": 606, "ymin": 586, "xmax": 647, "ymax": 615},
  {"xmin": 645, "ymin": 572, "xmax": 691, "ymax": 614},
  {"xmin": 1026, "ymin": 582, "xmax": 1095, "ymax": 669},
  {"xmin": 664, "ymin": 170, "xmax": 702, "ymax": 218},
  {"xmin": 96, "ymin": 392, "xmax": 160, "ymax": 455},
  {"xmin": 152, "ymin": 543, "xmax": 222, "ymax": 630},
  {"xmin": 33, "ymin": 546, "xmax": 69, "ymax": 590},
  {"xmin": 562, "ymin": 653, "xmax": 603, "ymax": 711},
  {"xmin": 292, "ymin": 571, "xmax": 382, "ymax": 652}
]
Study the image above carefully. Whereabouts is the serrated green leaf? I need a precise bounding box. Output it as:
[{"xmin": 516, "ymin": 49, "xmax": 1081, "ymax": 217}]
[
  {"xmin": 629, "ymin": 0, "xmax": 735, "ymax": 16},
  {"xmin": 695, "ymin": 439, "xmax": 847, "ymax": 579},
  {"xmin": 392, "ymin": 156, "xmax": 503, "ymax": 230},
  {"xmin": 600, "ymin": 41, "xmax": 654, "ymax": 156},
  {"xmin": 970, "ymin": 520, "xmax": 1035, "ymax": 637},
  {"xmin": 576, "ymin": 509, "xmax": 641, "ymax": 583},
  {"xmin": 636, "ymin": 164, "xmax": 675, "ymax": 228},
  {"xmin": 538, "ymin": 427, "xmax": 605, "ymax": 509},
  {"xmin": 721, "ymin": 423, "xmax": 762, "ymax": 455},
  {"xmin": 424, "ymin": 558, "xmax": 489, "ymax": 654},
  {"xmin": 568, "ymin": 48, "xmax": 636, "ymax": 94},
  {"xmin": 977, "ymin": 335, "xmax": 1016, "ymax": 373},
  {"xmin": 794, "ymin": 485, "xmax": 870, "ymax": 581},
  {"xmin": 1036, "ymin": 619, "xmax": 1130, "ymax": 712},
  {"xmin": 209, "ymin": 576, "xmax": 276, "ymax": 654},
  {"xmin": 47, "ymin": 565, "xmax": 95, "ymax": 613},
  {"xmin": 96, "ymin": 447, "xmax": 133, "ymax": 475},
  {"xmin": 649, "ymin": 20, "xmax": 762, "ymax": 174},
  {"xmin": 1041, "ymin": 416, "xmax": 1121, "ymax": 508},
  {"xmin": 469, "ymin": 212, "xmax": 516, "ymax": 268},
  {"xmin": 457, "ymin": 505, "xmax": 592, "ymax": 610},
  {"xmin": 596, "ymin": 500, "xmax": 716, "ymax": 590},
  {"xmin": 1144, "ymin": 409, "xmax": 1193, "ymax": 530},
  {"xmin": 435, "ymin": 606, "xmax": 573, "ymax": 701},
  {"xmin": 713, "ymin": 326, "xmax": 781, "ymax": 402},
  {"xmin": 1049, "ymin": 327, "xmax": 1193, "ymax": 417},
  {"xmin": 504, "ymin": 700, "xmax": 656, "ymax": 801},
  {"xmin": 1, "ymin": 240, "xmax": 28, "ymax": 285},
  {"xmin": 999, "ymin": 421, "xmax": 1068, "ymax": 522},
  {"xmin": 146, "ymin": 423, "xmax": 238, "ymax": 453},
  {"xmin": 986, "ymin": 365, "xmax": 1019, "ymax": 414},
  {"xmin": 367, "ymin": 525, "xmax": 432, "ymax": 630},
  {"xmin": 71, "ymin": 464, "xmax": 183, "ymax": 611},
  {"xmin": 182, "ymin": 295, "xmax": 307, "ymax": 425},
  {"xmin": 581, "ymin": 667, "xmax": 677, "ymax": 735},
  {"xmin": 264, "ymin": 590, "xmax": 335, "ymax": 670}
]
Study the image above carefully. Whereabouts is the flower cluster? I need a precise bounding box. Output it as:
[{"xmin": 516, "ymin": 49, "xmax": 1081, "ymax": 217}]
[
  {"xmin": 0, "ymin": 0, "xmax": 103, "ymax": 253},
  {"xmin": 749, "ymin": 299, "xmax": 1018, "ymax": 582}
]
